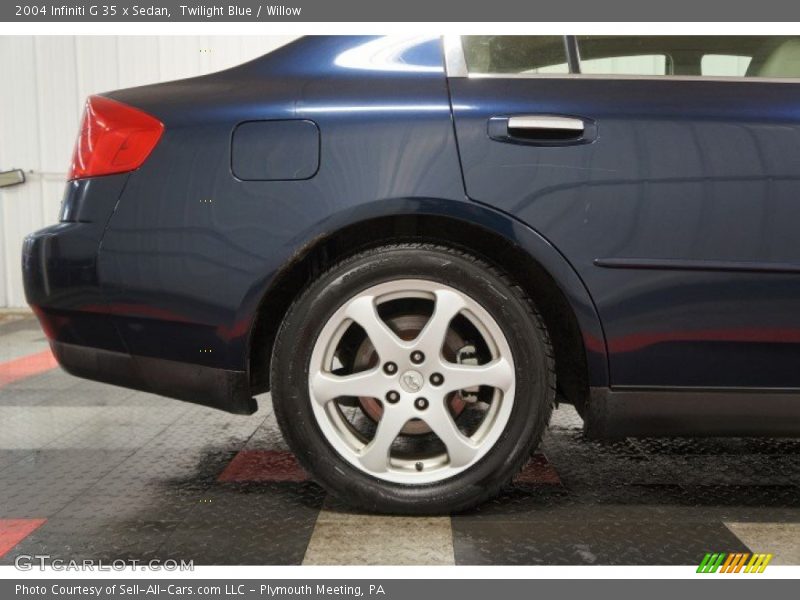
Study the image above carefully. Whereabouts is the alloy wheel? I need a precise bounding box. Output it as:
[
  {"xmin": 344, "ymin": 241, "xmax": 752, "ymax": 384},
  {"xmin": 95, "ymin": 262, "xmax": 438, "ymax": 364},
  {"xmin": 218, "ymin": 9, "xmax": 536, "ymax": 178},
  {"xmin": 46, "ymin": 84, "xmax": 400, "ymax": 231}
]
[{"xmin": 308, "ymin": 279, "xmax": 516, "ymax": 484}]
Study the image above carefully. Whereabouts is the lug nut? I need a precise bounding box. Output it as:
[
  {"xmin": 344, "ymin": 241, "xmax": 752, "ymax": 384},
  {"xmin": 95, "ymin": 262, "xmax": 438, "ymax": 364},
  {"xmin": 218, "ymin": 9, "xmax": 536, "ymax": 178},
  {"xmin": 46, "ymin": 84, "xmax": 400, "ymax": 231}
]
[
  {"xmin": 383, "ymin": 362, "xmax": 398, "ymax": 375},
  {"xmin": 414, "ymin": 397, "xmax": 429, "ymax": 410},
  {"xmin": 410, "ymin": 351, "xmax": 425, "ymax": 364},
  {"xmin": 430, "ymin": 372, "xmax": 444, "ymax": 386},
  {"xmin": 385, "ymin": 390, "xmax": 400, "ymax": 404}
]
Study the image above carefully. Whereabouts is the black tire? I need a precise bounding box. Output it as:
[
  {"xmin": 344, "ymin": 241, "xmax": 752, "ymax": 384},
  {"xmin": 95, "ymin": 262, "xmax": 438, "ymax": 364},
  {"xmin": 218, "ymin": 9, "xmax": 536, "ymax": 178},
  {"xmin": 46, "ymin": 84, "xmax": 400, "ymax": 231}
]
[{"xmin": 270, "ymin": 243, "xmax": 555, "ymax": 514}]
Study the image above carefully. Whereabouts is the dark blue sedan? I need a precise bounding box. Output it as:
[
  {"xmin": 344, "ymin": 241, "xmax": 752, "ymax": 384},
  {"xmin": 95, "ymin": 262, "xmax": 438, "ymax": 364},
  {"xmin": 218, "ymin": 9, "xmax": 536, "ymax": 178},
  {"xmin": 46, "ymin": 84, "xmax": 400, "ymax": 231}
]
[{"xmin": 22, "ymin": 35, "xmax": 800, "ymax": 512}]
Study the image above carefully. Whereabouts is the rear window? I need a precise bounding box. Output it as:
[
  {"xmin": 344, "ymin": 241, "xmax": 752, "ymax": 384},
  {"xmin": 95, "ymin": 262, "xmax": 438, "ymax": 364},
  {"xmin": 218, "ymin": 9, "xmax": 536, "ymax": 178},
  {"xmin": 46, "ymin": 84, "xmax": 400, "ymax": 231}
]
[{"xmin": 460, "ymin": 35, "xmax": 800, "ymax": 79}]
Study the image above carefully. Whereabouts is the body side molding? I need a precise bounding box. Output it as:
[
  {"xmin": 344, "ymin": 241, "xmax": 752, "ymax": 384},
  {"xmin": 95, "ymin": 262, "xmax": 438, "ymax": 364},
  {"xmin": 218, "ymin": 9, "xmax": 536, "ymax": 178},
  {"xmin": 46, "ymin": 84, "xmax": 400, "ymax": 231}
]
[
  {"xmin": 594, "ymin": 257, "xmax": 800, "ymax": 274},
  {"xmin": 587, "ymin": 386, "xmax": 800, "ymax": 438}
]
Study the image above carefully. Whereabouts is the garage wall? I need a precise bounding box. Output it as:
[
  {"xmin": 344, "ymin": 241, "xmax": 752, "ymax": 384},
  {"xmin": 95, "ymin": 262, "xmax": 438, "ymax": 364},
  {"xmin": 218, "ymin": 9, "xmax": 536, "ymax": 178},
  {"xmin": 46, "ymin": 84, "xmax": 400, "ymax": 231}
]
[{"xmin": 0, "ymin": 35, "xmax": 298, "ymax": 308}]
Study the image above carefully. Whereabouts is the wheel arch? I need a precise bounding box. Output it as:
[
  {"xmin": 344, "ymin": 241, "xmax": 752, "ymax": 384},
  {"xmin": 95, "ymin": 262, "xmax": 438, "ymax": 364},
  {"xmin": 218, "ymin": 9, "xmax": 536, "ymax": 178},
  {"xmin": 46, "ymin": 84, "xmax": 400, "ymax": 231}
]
[{"xmin": 247, "ymin": 198, "xmax": 608, "ymax": 414}]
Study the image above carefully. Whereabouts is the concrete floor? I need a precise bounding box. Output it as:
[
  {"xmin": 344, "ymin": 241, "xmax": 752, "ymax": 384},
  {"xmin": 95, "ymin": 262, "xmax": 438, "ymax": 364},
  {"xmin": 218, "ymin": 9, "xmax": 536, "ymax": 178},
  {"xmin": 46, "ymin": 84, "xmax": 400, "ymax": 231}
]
[{"xmin": 1, "ymin": 315, "xmax": 799, "ymax": 566}]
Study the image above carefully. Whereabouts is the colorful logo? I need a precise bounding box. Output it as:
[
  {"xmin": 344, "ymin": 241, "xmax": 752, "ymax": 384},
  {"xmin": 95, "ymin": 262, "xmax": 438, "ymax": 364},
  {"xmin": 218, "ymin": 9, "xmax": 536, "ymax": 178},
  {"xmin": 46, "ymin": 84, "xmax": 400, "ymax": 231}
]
[{"xmin": 697, "ymin": 552, "xmax": 773, "ymax": 573}]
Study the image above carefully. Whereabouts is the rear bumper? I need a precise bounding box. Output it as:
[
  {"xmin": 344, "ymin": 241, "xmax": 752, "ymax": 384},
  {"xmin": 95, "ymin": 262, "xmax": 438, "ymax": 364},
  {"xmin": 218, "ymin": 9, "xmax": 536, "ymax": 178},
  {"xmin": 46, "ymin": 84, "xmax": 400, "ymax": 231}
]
[
  {"xmin": 23, "ymin": 222, "xmax": 124, "ymax": 351},
  {"xmin": 23, "ymin": 220, "xmax": 256, "ymax": 415},
  {"xmin": 51, "ymin": 340, "xmax": 256, "ymax": 415},
  {"xmin": 22, "ymin": 175, "xmax": 138, "ymax": 352}
]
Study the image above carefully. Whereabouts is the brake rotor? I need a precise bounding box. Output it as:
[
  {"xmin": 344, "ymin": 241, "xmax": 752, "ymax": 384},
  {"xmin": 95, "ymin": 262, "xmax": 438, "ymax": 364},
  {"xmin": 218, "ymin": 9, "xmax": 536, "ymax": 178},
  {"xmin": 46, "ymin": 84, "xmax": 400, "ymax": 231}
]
[{"xmin": 353, "ymin": 314, "xmax": 469, "ymax": 435}]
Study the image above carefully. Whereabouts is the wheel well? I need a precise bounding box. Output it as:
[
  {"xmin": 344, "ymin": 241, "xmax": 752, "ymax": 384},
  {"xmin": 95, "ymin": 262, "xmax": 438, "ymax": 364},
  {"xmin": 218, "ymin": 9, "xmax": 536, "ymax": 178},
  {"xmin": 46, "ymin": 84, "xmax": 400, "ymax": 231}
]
[{"xmin": 248, "ymin": 214, "xmax": 590, "ymax": 413}]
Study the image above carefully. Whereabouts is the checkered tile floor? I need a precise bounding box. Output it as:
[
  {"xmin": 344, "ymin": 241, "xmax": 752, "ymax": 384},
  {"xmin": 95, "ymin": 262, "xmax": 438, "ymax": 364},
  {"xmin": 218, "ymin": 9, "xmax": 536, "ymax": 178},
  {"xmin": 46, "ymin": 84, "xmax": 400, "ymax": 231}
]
[{"xmin": 1, "ymin": 315, "xmax": 800, "ymax": 565}]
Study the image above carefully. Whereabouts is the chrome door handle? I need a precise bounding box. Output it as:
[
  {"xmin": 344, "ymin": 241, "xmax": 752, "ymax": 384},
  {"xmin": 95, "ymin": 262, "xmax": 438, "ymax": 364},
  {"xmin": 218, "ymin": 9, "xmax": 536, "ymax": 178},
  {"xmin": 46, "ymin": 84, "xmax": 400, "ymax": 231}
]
[
  {"xmin": 507, "ymin": 115, "xmax": 585, "ymax": 133},
  {"xmin": 488, "ymin": 115, "xmax": 597, "ymax": 146}
]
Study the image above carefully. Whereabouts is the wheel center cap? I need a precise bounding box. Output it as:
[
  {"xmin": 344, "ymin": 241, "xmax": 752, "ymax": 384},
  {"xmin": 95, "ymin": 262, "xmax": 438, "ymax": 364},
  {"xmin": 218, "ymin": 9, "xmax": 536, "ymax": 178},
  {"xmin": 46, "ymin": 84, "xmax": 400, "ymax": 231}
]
[{"xmin": 399, "ymin": 370, "xmax": 424, "ymax": 393}]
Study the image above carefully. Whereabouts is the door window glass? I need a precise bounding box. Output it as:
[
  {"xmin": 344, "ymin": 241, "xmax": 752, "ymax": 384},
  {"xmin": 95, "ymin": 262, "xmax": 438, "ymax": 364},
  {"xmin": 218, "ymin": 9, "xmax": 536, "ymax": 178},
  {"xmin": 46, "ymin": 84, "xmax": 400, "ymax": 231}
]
[
  {"xmin": 461, "ymin": 36, "xmax": 568, "ymax": 74},
  {"xmin": 460, "ymin": 36, "xmax": 800, "ymax": 79}
]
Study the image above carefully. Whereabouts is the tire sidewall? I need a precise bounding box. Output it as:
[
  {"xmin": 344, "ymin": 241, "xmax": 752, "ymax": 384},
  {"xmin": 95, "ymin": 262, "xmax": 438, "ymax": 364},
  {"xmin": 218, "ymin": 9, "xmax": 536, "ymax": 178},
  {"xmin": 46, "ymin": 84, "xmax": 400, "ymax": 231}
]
[{"xmin": 271, "ymin": 246, "xmax": 552, "ymax": 513}]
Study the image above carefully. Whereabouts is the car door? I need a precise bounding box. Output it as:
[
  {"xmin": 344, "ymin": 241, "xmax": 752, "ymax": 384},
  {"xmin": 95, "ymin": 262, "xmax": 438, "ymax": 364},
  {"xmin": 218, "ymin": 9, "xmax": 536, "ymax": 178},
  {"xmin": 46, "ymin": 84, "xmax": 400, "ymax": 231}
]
[{"xmin": 447, "ymin": 35, "xmax": 800, "ymax": 389}]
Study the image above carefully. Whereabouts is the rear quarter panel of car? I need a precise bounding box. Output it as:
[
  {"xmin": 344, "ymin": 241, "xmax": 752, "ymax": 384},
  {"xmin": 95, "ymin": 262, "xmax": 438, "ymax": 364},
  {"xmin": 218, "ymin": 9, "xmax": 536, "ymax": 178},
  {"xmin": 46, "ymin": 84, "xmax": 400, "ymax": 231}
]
[{"xmin": 98, "ymin": 37, "xmax": 467, "ymax": 372}]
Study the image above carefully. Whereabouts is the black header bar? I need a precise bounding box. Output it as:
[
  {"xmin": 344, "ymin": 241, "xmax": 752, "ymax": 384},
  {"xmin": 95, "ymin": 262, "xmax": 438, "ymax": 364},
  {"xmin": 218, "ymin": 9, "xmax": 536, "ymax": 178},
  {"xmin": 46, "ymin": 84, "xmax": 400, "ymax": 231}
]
[{"xmin": 3, "ymin": 0, "xmax": 799, "ymax": 22}]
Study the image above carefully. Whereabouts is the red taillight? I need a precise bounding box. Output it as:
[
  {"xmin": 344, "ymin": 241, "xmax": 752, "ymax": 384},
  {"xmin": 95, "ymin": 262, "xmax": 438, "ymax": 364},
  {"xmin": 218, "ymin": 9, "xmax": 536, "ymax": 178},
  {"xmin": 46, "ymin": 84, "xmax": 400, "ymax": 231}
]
[{"xmin": 68, "ymin": 95, "xmax": 164, "ymax": 181}]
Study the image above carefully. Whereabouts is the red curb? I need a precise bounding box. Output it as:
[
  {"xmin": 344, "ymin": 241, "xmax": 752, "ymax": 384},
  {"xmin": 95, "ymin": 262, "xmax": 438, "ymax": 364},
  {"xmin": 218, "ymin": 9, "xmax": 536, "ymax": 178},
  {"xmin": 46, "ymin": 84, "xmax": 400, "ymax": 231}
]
[
  {"xmin": 0, "ymin": 350, "xmax": 59, "ymax": 389},
  {"xmin": 513, "ymin": 453, "xmax": 562, "ymax": 485},
  {"xmin": 218, "ymin": 450, "xmax": 309, "ymax": 483},
  {"xmin": 0, "ymin": 519, "xmax": 47, "ymax": 558}
]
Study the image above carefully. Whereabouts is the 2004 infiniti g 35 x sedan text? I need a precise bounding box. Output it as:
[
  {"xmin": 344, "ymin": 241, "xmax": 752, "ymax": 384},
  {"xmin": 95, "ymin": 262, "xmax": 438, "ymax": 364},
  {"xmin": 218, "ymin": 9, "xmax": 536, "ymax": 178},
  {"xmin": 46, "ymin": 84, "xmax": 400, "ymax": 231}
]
[{"xmin": 22, "ymin": 35, "xmax": 800, "ymax": 512}]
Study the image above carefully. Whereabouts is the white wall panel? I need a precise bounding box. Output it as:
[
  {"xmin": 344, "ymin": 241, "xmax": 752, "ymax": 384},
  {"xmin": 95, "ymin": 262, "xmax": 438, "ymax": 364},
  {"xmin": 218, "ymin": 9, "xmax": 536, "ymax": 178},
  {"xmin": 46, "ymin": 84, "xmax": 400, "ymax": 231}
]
[
  {"xmin": 117, "ymin": 36, "xmax": 161, "ymax": 89},
  {"xmin": 76, "ymin": 37, "xmax": 120, "ymax": 101},
  {"xmin": 0, "ymin": 36, "xmax": 41, "ymax": 308},
  {"xmin": 2, "ymin": 182, "xmax": 45, "ymax": 307},
  {"xmin": 34, "ymin": 37, "xmax": 81, "ymax": 174},
  {"xmin": 0, "ymin": 35, "xmax": 298, "ymax": 307},
  {"xmin": 157, "ymin": 37, "xmax": 203, "ymax": 81}
]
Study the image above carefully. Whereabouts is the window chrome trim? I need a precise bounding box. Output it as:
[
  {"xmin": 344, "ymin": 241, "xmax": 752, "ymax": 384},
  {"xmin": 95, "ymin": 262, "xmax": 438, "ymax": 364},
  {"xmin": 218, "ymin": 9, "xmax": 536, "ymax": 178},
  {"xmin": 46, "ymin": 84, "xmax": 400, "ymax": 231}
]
[
  {"xmin": 465, "ymin": 72, "xmax": 800, "ymax": 84},
  {"xmin": 443, "ymin": 35, "xmax": 800, "ymax": 84},
  {"xmin": 442, "ymin": 35, "xmax": 468, "ymax": 78},
  {"xmin": 564, "ymin": 35, "xmax": 580, "ymax": 74}
]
